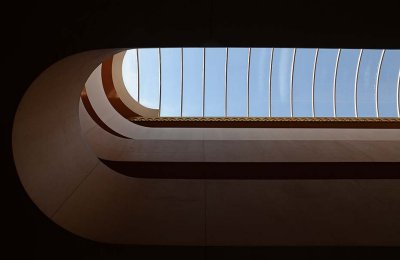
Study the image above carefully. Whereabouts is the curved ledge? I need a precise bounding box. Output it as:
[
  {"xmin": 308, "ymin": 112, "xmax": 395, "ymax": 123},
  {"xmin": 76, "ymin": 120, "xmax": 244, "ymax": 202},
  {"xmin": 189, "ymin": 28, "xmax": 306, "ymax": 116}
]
[
  {"xmin": 81, "ymin": 87, "xmax": 130, "ymax": 138},
  {"xmin": 129, "ymin": 117, "xmax": 400, "ymax": 128},
  {"xmin": 102, "ymin": 57, "xmax": 159, "ymax": 119}
]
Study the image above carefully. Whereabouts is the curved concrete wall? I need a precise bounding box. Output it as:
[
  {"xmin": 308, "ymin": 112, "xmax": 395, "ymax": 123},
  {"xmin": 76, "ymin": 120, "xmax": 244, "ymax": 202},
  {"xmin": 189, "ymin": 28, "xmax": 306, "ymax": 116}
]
[
  {"xmin": 82, "ymin": 53, "xmax": 400, "ymax": 162},
  {"xmin": 13, "ymin": 50, "xmax": 206, "ymax": 245},
  {"xmin": 12, "ymin": 49, "xmax": 400, "ymax": 245}
]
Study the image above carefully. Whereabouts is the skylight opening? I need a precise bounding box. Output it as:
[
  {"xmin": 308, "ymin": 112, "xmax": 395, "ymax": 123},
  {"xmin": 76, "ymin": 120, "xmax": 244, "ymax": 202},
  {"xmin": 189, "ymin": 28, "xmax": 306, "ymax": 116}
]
[{"xmin": 122, "ymin": 48, "xmax": 400, "ymax": 118}]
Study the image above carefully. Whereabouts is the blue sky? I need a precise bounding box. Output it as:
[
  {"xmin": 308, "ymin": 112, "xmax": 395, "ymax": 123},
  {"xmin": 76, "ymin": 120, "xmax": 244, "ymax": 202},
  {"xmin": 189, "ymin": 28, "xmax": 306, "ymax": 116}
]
[
  {"xmin": 293, "ymin": 48, "xmax": 314, "ymax": 117},
  {"xmin": 122, "ymin": 48, "xmax": 400, "ymax": 117}
]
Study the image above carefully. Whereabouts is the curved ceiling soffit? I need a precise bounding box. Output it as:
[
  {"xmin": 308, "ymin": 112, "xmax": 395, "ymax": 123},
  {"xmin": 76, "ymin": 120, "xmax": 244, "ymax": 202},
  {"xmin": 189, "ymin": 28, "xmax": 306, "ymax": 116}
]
[
  {"xmin": 81, "ymin": 86, "xmax": 130, "ymax": 139},
  {"xmin": 82, "ymin": 59, "xmax": 400, "ymax": 142},
  {"xmin": 12, "ymin": 49, "xmax": 155, "ymax": 243},
  {"xmin": 80, "ymin": 50, "xmax": 160, "ymax": 139},
  {"xmin": 13, "ymin": 49, "xmax": 214, "ymax": 245},
  {"xmin": 80, "ymin": 51, "xmax": 400, "ymax": 166},
  {"xmin": 80, "ymin": 65, "xmax": 400, "ymax": 179},
  {"xmin": 101, "ymin": 54, "xmax": 159, "ymax": 119},
  {"xmin": 78, "ymin": 51, "xmax": 400, "ymax": 179},
  {"xmin": 11, "ymin": 49, "xmax": 400, "ymax": 247}
]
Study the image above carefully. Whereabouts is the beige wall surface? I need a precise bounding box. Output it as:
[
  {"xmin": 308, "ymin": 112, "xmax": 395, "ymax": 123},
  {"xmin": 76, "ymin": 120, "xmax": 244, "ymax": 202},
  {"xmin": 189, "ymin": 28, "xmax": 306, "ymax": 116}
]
[{"xmin": 13, "ymin": 49, "xmax": 400, "ymax": 246}]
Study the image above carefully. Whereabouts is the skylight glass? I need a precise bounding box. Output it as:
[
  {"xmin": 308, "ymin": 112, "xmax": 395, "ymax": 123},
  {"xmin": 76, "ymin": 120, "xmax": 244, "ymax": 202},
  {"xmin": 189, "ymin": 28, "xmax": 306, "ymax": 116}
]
[
  {"xmin": 159, "ymin": 48, "xmax": 181, "ymax": 116},
  {"xmin": 271, "ymin": 48, "xmax": 294, "ymax": 117},
  {"xmin": 182, "ymin": 48, "xmax": 203, "ymax": 116},
  {"xmin": 378, "ymin": 50, "xmax": 400, "ymax": 117},
  {"xmin": 204, "ymin": 48, "xmax": 226, "ymax": 117},
  {"xmin": 227, "ymin": 48, "xmax": 249, "ymax": 116},
  {"xmin": 335, "ymin": 49, "xmax": 359, "ymax": 117},
  {"xmin": 357, "ymin": 49, "xmax": 384, "ymax": 117},
  {"xmin": 292, "ymin": 48, "xmax": 315, "ymax": 117},
  {"xmin": 137, "ymin": 48, "xmax": 160, "ymax": 109},
  {"xmin": 249, "ymin": 48, "xmax": 271, "ymax": 117},
  {"xmin": 122, "ymin": 48, "xmax": 400, "ymax": 118},
  {"xmin": 314, "ymin": 49, "xmax": 337, "ymax": 117}
]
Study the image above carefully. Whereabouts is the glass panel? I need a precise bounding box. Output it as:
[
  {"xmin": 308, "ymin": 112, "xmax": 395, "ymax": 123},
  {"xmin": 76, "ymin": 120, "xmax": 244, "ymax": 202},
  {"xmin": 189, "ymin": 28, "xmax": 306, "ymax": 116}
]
[
  {"xmin": 249, "ymin": 48, "xmax": 271, "ymax": 117},
  {"xmin": 293, "ymin": 48, "xmax": 315, "ymax": 117},
  {"xmin": 132, "ymin": 47, "xmax": 400, "ymax": 118},
  {"xmin": 271, "ymin": 48, "xmax": 293, "ymax": 116},
  {"xmin": 160, "ymin": 48, "xmax": 181, "ymax": 117},
  {"xmin": 138, "ymin": 48, "xmax": 160, "ymax": 109},
  {"xmin": 227, "ymin": 48, "xmax": 248, "ymax": 116},
  {"xmin": 182, "ymin": 48, "xmax": 203, "ymax": 117},
  {"xmin": 314, "ymin": 49, "xmax": 337, "ymax": 117},
  {"xmin": 122, "ymin": 49, "xmax": 139, "ymax": 101},
  {"xmin": 357, "ymin": 49, "xmax": 382, "ymax": 117},
  {"xmin": 336, "ymin": 49, "xmax": 359, "ymax": 117},
  {"xmin": 205, "ymin": 48, "xmax": 226, "ymax": 117},
  {"xmin": 378, "ymin": 50, "xmax": 400, "ymax": 117}
]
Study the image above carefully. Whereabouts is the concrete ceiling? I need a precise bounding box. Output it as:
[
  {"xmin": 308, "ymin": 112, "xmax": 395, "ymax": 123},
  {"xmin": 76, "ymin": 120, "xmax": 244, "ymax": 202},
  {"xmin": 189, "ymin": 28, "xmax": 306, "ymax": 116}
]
[{"xmin": 6, "ymin": 0, "xmax": 400, "ymax": 259}]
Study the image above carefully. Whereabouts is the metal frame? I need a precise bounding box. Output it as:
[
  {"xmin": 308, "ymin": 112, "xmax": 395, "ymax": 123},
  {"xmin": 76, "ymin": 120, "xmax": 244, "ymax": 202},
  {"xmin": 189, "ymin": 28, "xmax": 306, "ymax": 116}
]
[
  {"xmin": 269, "ymin": 48, "xmax": 274, "ymax": 117},
  {"xmin": 333, "ymin": 49, "xmax": 341, "ymax": 117},
  {"xmin": 375, "ymin": 49, "xmax": 385, "ymax": 117},
  {"xmin": 397, "ymin": 70, "xmax": 400, "ymax": 117},
  {"xmin": 290, "ymin": 48, "xmax": 297, "ymax": 117},
  {"xmin": 354, "ymin": 49, "xmax": 363, "ymax": 117},
  {"xmin": 247, "ymin": 48, "xmax": 251, "ymax": 117},
  {"xmin": 136, "ymin": 49, "xmax": 140, "ymax": 103},
  {"xmin": 225, "ymin": 48, "xmax": 229, "ymax": 117},
  {"xmin": 158, "ymin": 48, "xmax": 162, "ymax": 117},
  {"xmin": 180, "ymin": 48, "xmax": 184, "ymax": 117},
  {"xmin": 202, "ymin": 48, "xmax": 206, "ymax": 117},
  {"xmin": 311, "ymin": 48, "xmax": 319, "ymax": 117}
]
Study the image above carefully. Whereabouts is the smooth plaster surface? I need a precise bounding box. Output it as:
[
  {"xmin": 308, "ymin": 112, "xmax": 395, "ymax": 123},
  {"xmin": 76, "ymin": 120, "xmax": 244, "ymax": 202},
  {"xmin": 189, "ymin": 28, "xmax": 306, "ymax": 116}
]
[{"xmin": 12, "ymin": 49, "xmax": 400, "ymax": 245}]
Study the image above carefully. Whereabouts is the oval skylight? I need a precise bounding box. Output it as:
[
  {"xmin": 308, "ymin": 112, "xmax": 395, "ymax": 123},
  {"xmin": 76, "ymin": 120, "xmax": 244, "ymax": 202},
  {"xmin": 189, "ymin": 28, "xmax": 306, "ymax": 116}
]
[{"xmin": 122, "ymin": 48, "xmax": 400, "ymax": 118}]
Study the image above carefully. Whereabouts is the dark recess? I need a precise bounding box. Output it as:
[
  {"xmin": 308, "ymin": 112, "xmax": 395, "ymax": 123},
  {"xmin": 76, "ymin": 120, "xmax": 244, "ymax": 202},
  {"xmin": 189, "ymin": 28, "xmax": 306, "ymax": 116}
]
[{"xmin": 101, "ymin": 160, "xmax": 400, "ymax": 179}]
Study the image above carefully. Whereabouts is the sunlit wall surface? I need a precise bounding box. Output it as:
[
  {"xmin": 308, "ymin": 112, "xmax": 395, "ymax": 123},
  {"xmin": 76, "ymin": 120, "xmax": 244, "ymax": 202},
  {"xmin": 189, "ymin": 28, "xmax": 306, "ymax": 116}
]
[{"xmin": 122, "ymin": 48, "xmax": 400, "ymax": 117}]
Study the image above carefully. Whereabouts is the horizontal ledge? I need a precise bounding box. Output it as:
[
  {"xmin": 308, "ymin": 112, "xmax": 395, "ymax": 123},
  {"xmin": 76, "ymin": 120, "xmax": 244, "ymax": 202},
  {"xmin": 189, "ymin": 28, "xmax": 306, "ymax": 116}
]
[
  {"xmin": 130, "ymin": 117, "xmax": 400, "ymax": 128},
  {"xmin": 100, "ymin": 159, "xmax": 400, "ymax": 179}
]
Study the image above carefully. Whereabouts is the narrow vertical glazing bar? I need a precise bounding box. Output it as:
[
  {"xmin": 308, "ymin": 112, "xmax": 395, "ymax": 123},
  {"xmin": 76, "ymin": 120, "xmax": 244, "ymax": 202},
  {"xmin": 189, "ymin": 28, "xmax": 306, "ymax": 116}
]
[
  {"xmin": 158, "ymin": 48, "xmax": 162, "ymax": 117},
  {"xmin": 268, "ymin": 48, "xmax": 274, "ymax": 117},
  {"xmin": 311, "ymin": 48, "xmax": 319, "ymax": 117},
  {"xmin": 136, "ymin": 48, "xmax": 140, "ymax": 103},
  {"xmin": 397, "ymin": 70, "xmax": 400, "ymax": 117},
  {"xmin": 247, "ymin": 48, "xmax": 251, "ymax": 117},
  {"xmin": 202, "ymin": 48, "xmax": 206, "ymax": 117},
  {"xmin": 333, "ymin": 49, "xmax": 341, "ymax": 117},
  {"xmin": 354, "ymin": 49, "xmax": 363, "ymax": 117},
  {"xmin": 290, "ymin": 48, "xmax": 297, "ymax": 117},
  {"xmin": 225, "ymin": 48, "xmax": 229, "ymax": 117},
  {"xmin": 180, "ymin": 48, "xmax": 184, "ymax": 117},
  {"xmin": 375, "ymin": 49, "xmax": 385, "ymax": 117}
]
